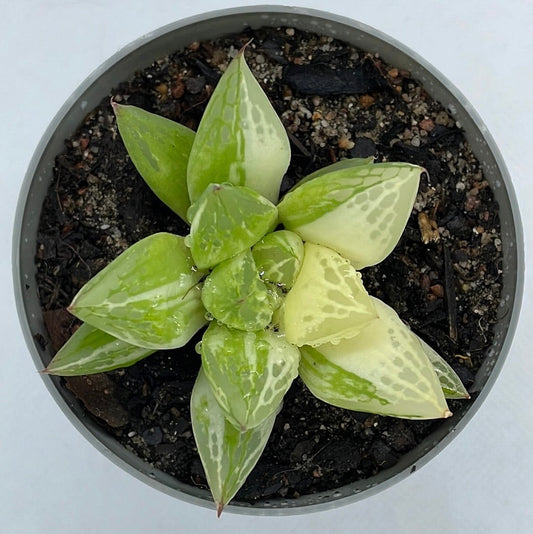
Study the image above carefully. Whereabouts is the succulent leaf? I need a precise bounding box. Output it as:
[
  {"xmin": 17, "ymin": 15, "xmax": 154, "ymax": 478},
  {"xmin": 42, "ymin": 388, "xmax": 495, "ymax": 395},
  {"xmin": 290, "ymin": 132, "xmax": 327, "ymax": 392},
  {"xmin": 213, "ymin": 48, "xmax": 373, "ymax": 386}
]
[
  {"xmin": 44, "ymin": 323, "xmax": 154, "ymax": 376},
  {"xmin": 283, "ymin": 242, "xmax": 377, "ymax": 347},
  {"xmin": 419, "ymin": 337, "xmax": 471, "ymax": 399},
  {"xmin": 201, "ymin": 249, "xmax": 274, "ymax": 331},
  {"xmin": 190, "ymin": 368, "xmax": 278, "ymax": 516},
  {"xmin": 278, "ymin": 162, "xmax": 423, "ymax": 269},
  {"xmin": 299, "ymin": 297, "xmax": 451, "ymax": 419},
  {"xmin": 200, "ymin": 322, "xmax": 300, "ymax": 430},
  {"xmin": 188, "ymin": 183, "xmax": 278, "ymax": 270},
  {"xmin": 252, "ymin": 230, "xmax": 304, "ymax": 290},
  {"xmin": 69, "ymin": 233, "xmax": 207, "ymax": 349},
  {"xmin": 187, "ymin": 50, "xmax": 290, "ymax": 204},
  {"xmin": 292, "ymin": 156, "xmax": 374, "ymax": 189},
  {"xmin": 112, "ymin": 102, "xmax": 195, "ymax": 221}
]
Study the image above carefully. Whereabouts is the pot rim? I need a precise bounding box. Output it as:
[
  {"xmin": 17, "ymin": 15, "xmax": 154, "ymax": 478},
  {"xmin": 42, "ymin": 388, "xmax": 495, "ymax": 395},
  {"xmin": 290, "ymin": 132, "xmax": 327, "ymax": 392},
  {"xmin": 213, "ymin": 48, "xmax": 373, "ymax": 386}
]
[{"xmin": 13, "ymin": 5, "xmax": 524, "ymax": 516}]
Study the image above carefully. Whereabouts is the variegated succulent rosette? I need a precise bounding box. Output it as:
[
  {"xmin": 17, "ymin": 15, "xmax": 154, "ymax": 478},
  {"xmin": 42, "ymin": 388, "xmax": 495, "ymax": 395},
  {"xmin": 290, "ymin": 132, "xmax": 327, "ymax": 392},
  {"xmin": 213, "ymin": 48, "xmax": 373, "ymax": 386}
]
[{"xmin": 44, "ymin": 47, "xmax": 469, "ymax": 515}]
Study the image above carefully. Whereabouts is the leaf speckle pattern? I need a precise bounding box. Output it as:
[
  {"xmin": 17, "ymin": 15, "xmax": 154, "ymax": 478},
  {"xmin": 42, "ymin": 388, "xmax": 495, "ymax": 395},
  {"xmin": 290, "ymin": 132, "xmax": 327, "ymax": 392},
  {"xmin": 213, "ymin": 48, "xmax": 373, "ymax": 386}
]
[
  {"xmin": 300, "ymin": 297, "xmax": 450, "ymax": 419},
  {"xmin": 284, "ymin": 243, "xmax": 377, "ymax": 347},
  {"xmin": 187, "ymin": 52, "xmax": 290, "ymax": 204},
  {"xmin": 279, "ymin": 163, "xmax": 422, "ymax": 268}
]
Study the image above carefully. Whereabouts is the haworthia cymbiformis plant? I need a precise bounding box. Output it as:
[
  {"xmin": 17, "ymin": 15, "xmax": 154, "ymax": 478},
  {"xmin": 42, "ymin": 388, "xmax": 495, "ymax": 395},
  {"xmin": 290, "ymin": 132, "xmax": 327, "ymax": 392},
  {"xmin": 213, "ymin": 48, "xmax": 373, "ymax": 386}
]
[{"xmin": 45, "ymin": 46, "xmax": 469, "ymax": 515}]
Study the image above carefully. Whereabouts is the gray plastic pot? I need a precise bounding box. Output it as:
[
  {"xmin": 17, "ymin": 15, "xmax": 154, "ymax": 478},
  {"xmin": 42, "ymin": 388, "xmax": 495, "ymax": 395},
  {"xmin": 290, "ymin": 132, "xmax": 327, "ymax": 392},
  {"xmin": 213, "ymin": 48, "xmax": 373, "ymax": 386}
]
[{"xmin": 13, "ymin": 6, "xmax": 523, "ymax": 515}]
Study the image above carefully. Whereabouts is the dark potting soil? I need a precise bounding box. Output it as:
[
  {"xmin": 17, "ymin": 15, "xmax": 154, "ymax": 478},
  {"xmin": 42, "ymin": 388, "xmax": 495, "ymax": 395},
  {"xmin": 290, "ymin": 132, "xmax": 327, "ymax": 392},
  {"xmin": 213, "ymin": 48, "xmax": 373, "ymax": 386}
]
[{"xmin": 35, "ymin": 27, "xmax": 503, "ymax": 504}]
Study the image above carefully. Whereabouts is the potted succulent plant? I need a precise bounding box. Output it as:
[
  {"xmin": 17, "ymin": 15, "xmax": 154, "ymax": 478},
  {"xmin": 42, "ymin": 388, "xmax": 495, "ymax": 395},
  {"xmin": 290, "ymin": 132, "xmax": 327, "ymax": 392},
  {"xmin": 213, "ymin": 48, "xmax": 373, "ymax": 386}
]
[
  {"xmin": 14, "ymin": 7, "xmax": 522, "ymax": 515},
  {"xmin": 41, "ymin": 45, "xmax": 471, "ymax": 514}
]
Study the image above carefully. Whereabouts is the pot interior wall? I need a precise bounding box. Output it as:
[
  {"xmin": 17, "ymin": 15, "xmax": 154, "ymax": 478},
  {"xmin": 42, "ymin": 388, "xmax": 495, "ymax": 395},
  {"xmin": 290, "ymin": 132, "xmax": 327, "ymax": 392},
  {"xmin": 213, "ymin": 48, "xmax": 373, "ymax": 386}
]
[{"xmin": 15, "ymin": 7, "xmax": 522, "ymax": 514}]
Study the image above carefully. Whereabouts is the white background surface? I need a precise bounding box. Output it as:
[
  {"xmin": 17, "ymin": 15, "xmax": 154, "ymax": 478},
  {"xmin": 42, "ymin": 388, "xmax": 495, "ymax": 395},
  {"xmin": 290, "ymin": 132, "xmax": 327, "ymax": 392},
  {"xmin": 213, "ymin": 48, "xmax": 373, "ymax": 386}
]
[{"xmin": 1, "ymin": 1, "xmax": 532, "ymax": 532}]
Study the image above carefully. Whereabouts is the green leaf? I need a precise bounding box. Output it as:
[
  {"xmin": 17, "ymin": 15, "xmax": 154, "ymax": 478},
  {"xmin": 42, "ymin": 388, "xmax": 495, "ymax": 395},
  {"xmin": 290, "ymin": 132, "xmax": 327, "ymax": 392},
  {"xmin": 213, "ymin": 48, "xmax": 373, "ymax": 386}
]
[
  {"xmin": 187, "ymin": 50, "xmax": 290, "ymax": 204},
  {"xmin": 418, "ymin": 337, "xmax": 470, "ymax": 399},
  {"xmin": 200, "ymin": 322, "xmax": 300, "ymax": 430},
  {"xmin": 278, "ymin": 162, "xmax": 423, "ymax": 269},
  {"xmin": 283, "ymin": 242, "xmax": 377, "ymax": 347},
  {"xmin": 299, "ymin": 297, "xmax": 451, "ymax": 419},
  {"xmin": 252, "ymin": 230, "xmax": 304, "ymax": 290},
  {"xmin": 188, "ymin": 183, "xmax": 278, "ymax": 270},
  {"xmin": 69, "ymin": 233, "xmax": 207, "ymax": 349},
  {"xmin": 201, "ymin": 249, "xmax": 274, "ymax": 331},
  {"xmin": 44, "ymin": 323, "xmax": 154, "ymax": 376},
  {"xmin": 191, "ymin": 368, "xmax": 278, "ymax": 516},
  {"xmin": 112, "ymin": 102, "xmax": 195, "ymax": 222},
  {"xmin": 292, "ymin": 157, "xmax": 374, "ymax": 189}
]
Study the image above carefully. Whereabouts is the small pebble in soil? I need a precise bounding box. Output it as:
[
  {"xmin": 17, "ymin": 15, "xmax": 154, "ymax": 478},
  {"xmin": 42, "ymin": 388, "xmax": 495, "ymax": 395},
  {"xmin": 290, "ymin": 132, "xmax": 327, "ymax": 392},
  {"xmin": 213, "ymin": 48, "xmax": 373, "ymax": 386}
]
[{"xmin": 142, "ymin": 426, "xmax": 163, "ymax": 446}]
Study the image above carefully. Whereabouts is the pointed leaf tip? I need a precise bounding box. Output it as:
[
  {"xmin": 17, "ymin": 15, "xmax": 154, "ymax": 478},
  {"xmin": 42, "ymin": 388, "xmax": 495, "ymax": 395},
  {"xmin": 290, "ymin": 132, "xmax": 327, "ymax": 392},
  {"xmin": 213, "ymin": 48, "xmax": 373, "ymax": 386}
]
[
  {"xmin": 44, "ymin": 323, "xmax": 155, "ymax": 376},
  {"xmin": 238, "ymin": 39, "xmax": 253, "ymax": 55},
  {"xmin": 216, "ymin": 502, "xmax": 224, "ymax": 518},
  {"xmin": 418, "ymin": 336, "xmax": 470, "ymax": 400}
]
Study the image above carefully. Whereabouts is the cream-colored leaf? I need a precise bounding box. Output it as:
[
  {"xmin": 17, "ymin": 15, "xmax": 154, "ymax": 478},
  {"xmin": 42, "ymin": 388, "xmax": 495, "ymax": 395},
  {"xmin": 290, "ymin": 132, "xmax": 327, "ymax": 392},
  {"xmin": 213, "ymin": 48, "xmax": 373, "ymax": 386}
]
[
  {"xmin": 418, "ymin": 336, "xmax": 470, "ymax": 399},
  {"xmin": 278, "ymin": 163, "xmax": 423, "ymax": 269},
  {"xmin": 299, "ymin": 297, "xmax": 451, "ymax": 419},
  {"xmin": 283, "ymin": 242, "xmax": 377, "ymax": 347}
]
